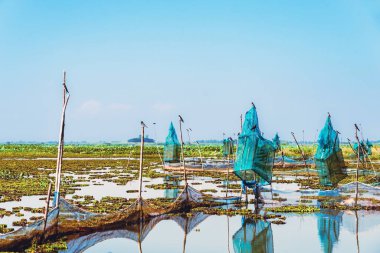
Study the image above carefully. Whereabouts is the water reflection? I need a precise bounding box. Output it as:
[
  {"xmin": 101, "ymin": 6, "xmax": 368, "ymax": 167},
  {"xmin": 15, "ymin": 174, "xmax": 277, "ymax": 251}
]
[
  {"xmin": 316, "ymin": 210, "xmax": 342, "ymax": 253},
  {"xmin": 60, "ymin": 212, "xmax": 208, "ymax": 253},
  {"xmin": 232, "ymin": 217, "xmax": 274, "ymax": 253}
]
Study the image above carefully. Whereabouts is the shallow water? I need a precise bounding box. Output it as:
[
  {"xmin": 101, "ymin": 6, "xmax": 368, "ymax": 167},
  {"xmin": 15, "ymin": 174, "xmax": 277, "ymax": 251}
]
[{"xmin": 59, "ymin": 210, "xmax": 379, "ymax": 253}]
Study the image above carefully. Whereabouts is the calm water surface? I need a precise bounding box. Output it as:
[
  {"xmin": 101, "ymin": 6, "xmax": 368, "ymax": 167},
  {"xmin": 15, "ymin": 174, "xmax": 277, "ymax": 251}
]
[{"xmin": 58, "ymin": 210, "xmax": 379, "ymax": 253}]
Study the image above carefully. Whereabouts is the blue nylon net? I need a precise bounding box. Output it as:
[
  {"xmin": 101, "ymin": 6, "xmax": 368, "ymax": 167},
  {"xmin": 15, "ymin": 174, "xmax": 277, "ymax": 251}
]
[
  {"xmin": 163, "ymin": 122, "xmax": 181, "ymax": 163},
  {"xmin": 315, "ymin": 116, "xmax": 346, "ymax": 186},
  {"xmin": 234, "ymin": 106, "xmax": 276, "ymax": 185},
  {"xmin": 222, "ymin": 138, "xmax": 234, "ymax": 157},
  {"xmin": 354, "ymin": 139, "xmax": 373, "ymax": 157},
  {"xmin": 272, "ymin": 133, "xmax": 281, "ymax": 152}
]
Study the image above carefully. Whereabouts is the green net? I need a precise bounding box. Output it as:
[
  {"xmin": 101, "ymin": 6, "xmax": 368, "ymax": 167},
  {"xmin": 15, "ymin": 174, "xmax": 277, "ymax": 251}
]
[
  {"xmin": 315, "ymin": 116, "xmax": 346, "ymax": 186},
  {"xmin": 222, "ymin": 138, "xmax": 234, "ymax": 157},
  {"xmin": 234, "ymin": 106, "xmax": 276, "ymax": 185},
  {"xmin": 354, "ymin": 139, "xmax": 373, "ymax": 157},
  {"xmin": 164, "ymin": 122, "xmax": 181, "ymax": 163},
  {"xmin": 272, "ymin": 133, "xmax": 281, "ymax": 152}
]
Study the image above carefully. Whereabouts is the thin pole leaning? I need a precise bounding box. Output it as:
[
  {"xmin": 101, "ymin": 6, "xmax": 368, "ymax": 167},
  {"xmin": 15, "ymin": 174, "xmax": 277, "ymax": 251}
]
[
  {"xmin": 354, "ymin": 124, "xmax": 360, "ymax": 206},
  {"xmin": 196, "ymin": 141, "xmax": 204, "ymax": 170},
  {"xmin": 179, "ymin": 115, "xmax": 187, "ymax": 185},
  {"xmin": 54, "ymin": 72, "xmax": 70, "ymax": 208},
  {"xmin": 42, "ymin": 182, "xmax": 52, "ymax": 234},
  {"xmin": 291, "ymin": 132, "xmax": 309, "ymax": 177},
  {"xmin": 153, "ymin": 123, "xmax": 165, "ymax": 168},
  {"xmin": 138, "ymin": 121, "xmax": 147, "ymax": 201}
]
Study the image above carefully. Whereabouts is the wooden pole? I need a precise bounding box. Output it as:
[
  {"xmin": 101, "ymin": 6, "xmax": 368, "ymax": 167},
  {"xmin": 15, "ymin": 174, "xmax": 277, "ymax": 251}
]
[
  {"xmin": 240, "ymin": 114, "xmax": 243, "ymax": 132},
  {"xmin": 354, "ymin": 124, "xmax": 360, "ymax": 206},
  {"xmin": 291, "ymin": 132, "xmax": 309, "ymax": 177},
  {"xmin": 179, "ymin": 115, "xmax": 187, "ymax": 185},
  {"xmin": 196, "ymin": 141, "xmax": 204, "ymax": 170},
  {"xmin": 43, "ymin": 182, "xmax": 52, "ymax": 233},
  {"xmin": 138, "ymin": 121, "xmax": 147, "ymax": 201},
  {"xmin": 54, "ymin": 72, "xmax": 70, "ymax": 208},
  {"xmin": 153, "ymin": 123, "xmax": 165, "ymax": 168}
]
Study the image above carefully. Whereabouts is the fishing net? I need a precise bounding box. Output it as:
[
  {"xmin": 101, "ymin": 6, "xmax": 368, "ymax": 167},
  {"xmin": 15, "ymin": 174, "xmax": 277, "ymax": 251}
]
[
  {"xmin": 316, "ymin": 210, "xmax": 342, "ymax": 253},
  {"xmin": 0, "ymin": 207, "xmax": 59, "ymax": 250},
  {"xmin": 315, "ymin": 116, "xmax": 346, "ymax": 186},
  {"xmin": 223, "ymin": 138, "xmax": 234, "ymax": 157},
  {"xmin": 233, "ymin": 217, "xmax": 274, "ymax": 253},
  {"xmin": 234, "ymin": 106, "xmax": 276, "ymax": 185},
  {"xmin": 272, "ymin": 133, "xmax": 281, "ymax": 152},
  {"xmin": 168, "ymin": 183, "xmax": 231, "ymax": 212},
  {"xmin": 337, "ymin": 182, "xmax": 380, "ymax": 195},
  {"xmin": 164, "ymin": 122, "xmax": 181, "ymax": 163},
  {"xmin": 354, "ymin": 140, "xmax": 373, "ymax": 158}
]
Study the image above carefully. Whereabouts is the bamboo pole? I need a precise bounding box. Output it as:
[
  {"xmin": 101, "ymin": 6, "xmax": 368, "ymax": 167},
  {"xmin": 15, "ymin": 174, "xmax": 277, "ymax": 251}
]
[
  {"xmin": 179, "ymin": 115, "xmax": 187, "ymax": 185},
  {"xmin": 153, "ymin": 123, "xmax": 165, "ymax": 168},
  {"xmin": 54, "ymin": 72, "xmax": 70, "ymax": 208},
  {"xmin": 196, "ymin": 141, "xmax": 203, "ymax": 170},
  {"xmin": 291, "ymin": 132, "xmax": 309, "ymax": 177},
  {"xmin": 138, "ymin": 121, "xmax": 147, "ymax": 201},
  {"xmin": 354, "ymin": 124, "xmax": 360, "ymax": 206},
  {"xmin": 42, "ymin": 182, "xmax": 52, "ymax": 233}
]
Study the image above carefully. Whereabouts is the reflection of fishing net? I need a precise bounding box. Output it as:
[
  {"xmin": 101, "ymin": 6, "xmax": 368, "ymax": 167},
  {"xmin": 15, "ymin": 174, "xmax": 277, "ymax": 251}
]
[
  {"xmin": 234, "ymin": 106, "xmax": 276, "ymax": 185},
  {"xmin": 0, "ymin": 208, "xmax": 59, "ymax": 250},
  {"xmin": 315, "ymin": 116, "xmax": 346, "ymax": 186},
  {"xmin": 233, "ymin": 218, "xmax": 274, "ymax": 253},
  {"xmin": 61, "ymin": 214, "xmax": 167, "ymax": 253},
  {"xmin": 316, "ymin": 210, "xmax": 342, "ymax": 253},
  {"xmin": 172, "ymin": 212, "xmax": 209, "ymax": 234},
  {"xmin": 164, "ymin": 122, "xmax": 181, "ymax": 163},
  {"xmin": 61, "ymin": 212, "xmax": 208, "ymax": 253}
]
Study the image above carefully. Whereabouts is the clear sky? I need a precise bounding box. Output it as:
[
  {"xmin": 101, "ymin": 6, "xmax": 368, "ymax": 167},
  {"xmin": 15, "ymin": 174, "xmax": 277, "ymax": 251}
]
[{"xmin": 0, "ymin": 0, "xmax": 379, "ymax": 143}]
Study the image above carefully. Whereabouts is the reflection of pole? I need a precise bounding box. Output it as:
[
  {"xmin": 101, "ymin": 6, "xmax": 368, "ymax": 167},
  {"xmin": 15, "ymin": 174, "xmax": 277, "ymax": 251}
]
[
  {"xmin": 138, "ymin": 218, "xmax": 143, "ymax": 253},
  {"xmin": 227, "ymin": 216, "xmax": 231, "ymax": 253},
  {"xmin": 179, "ymin": 115, "xmax": 187, "ymax": 185},
  {"xmin": 182, "ymin": 217, "xmax": 188, "ymax": 253},
  {"xmin": 138, "ymin": 121, "xmax": 147, "ymax": 201},
  {"xmin": 355, "ymin": 210, "xmax": 360, "ymax": 253}
]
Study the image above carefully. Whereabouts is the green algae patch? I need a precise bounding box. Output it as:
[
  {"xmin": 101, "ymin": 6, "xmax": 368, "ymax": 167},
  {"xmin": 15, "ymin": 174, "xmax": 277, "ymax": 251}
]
[{"xmin": 265, "ymin": 205, "xmax": 320, "ymax": 213}]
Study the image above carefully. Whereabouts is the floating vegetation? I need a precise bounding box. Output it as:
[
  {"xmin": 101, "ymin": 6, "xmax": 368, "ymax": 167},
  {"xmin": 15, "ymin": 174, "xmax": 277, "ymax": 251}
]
[
  {"xmin": 26, "ymin": 238, "xmax": 67, "ymax": 253},
  {"xmin": 12, "ymin": 219, "xmax": 28, "ymax": 227},
  {"xmin": 0, "ymin": 224, "xmax": 14, "ymax": 234},
  {"xmin": 265, "ymin": 205, "xmax": 320, "ymax": 213},
  {"xmin": 200, "ymin": 189, "xmax": 218, "ymax": 193}
]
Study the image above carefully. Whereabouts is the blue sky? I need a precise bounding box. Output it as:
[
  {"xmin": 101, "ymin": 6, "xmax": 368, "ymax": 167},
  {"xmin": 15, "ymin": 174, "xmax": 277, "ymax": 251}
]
[{"xmin": 0, "ymin": 0, "xmax": 379, "ymax": 142}]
